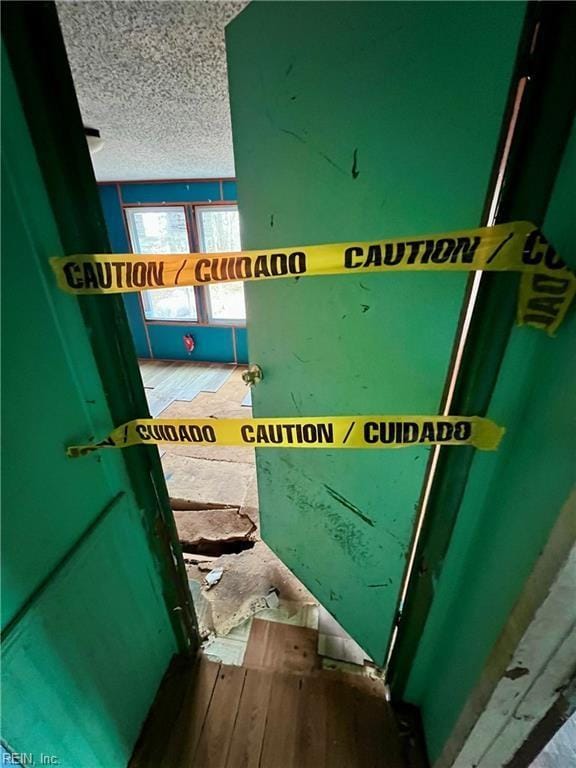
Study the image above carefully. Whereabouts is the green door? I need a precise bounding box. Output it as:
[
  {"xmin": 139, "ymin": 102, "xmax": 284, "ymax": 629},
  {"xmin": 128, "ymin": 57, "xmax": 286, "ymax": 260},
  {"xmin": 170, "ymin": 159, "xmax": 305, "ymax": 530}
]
[
  {"xmin": 1, "ymin": 5, "xmax": 195, "ymax": 761},
  {"xmin": 227, "ymin": 1, "xmax": 526, "ymax": 663}
]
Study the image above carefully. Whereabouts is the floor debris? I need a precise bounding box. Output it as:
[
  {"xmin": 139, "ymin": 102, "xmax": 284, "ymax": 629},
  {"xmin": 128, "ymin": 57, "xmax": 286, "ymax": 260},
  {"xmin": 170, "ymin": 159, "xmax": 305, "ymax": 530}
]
[
  {"xmin": 183, "ymin": 555, "xmax": 215, "ymax": 573},
  {"xmin": 317, "ymin": 604, "xmax": 373, "ymax": 666},
  {"xmin": 186, "ymin": 540, "xmax": 315, "ymax": 637},
  {"xmin": 265, "ymin": 588, "xmax": 280, "ymax": 609},
  {"xmin": 140, "ymin": 361, "xmax": 376, "ymax": 673},
  {"xmin": 174, "ymin": 508, "xmax": 256, "ymax": 555},
  {"xmin": 204, "ymin": 568, "xmax": 224, "ymax": 589},
  {"xmin": 162, "ymin": 453, "xmax": 254, "ymax": 507}
]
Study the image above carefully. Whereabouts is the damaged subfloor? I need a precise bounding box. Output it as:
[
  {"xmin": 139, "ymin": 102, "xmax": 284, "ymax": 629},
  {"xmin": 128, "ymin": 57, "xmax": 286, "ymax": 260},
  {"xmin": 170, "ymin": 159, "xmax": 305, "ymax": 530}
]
[{"xmin": 140, "ymin": 360, "xmax": 374, "ymax": 672}]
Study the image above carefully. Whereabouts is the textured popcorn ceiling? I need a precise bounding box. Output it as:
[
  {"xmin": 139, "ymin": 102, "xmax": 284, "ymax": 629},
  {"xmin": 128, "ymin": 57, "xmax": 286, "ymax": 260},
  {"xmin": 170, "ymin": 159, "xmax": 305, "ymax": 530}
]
[{"xmin": 57, "ymin": 0, "xmax": 247, "ymax": 181}]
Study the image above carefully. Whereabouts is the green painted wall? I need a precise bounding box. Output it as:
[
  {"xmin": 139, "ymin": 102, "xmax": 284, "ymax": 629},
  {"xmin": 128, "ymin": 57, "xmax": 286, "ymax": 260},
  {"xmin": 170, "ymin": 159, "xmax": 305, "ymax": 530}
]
[
  {"xmin": 1, "ymin": 47, "xmax": 178, "ymax": 766},
  {"xmin": 227, "ymin": 1, "xmax": 525, "ymax": 664},
  {"xmin": 404, "ymin": 121, "xmax": 576, "ymax": 762}
]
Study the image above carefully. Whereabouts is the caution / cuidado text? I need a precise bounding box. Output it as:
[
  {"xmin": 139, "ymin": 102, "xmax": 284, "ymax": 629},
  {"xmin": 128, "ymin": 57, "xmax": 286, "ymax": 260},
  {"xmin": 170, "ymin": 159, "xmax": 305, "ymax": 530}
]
[
  {"xmin": 67, "ymin": 415, "xmax": 505, "ymax": 457},
  {"xmin": 51, "ymin": 221, "xmax": 575, "ymax": 335}
]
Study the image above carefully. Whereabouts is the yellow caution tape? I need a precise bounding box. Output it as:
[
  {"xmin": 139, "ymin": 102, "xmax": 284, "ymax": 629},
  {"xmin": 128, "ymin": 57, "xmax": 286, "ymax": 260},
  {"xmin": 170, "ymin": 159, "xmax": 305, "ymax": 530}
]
[
  {"xmin": 50, "ymin": 221, "xmax": 574, "ymax": 335},
  {"xmin": 67, "ymin": 415, "xmax": 504, "ymax": 457}
]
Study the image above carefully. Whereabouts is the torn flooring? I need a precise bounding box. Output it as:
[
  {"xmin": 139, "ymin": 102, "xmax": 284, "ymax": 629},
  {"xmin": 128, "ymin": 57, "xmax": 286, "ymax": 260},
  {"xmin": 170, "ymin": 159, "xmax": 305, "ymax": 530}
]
[{"xmin": 139, "ymin": 360, "xmax": 373, "ymax": 673}]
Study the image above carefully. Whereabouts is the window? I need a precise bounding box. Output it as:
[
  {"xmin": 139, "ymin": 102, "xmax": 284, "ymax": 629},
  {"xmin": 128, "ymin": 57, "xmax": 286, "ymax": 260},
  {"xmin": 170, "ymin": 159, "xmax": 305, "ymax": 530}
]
[
  {"xmin": 125, "ymin": 206, "xmax": 198, "ymax": 321},
  {"xmin": 125, "ymin": 204, "xmax": 246, "ymax": 326},
  {"xmin": 196, "ymin": 206, "xmax": 246, "ymax": 323}
]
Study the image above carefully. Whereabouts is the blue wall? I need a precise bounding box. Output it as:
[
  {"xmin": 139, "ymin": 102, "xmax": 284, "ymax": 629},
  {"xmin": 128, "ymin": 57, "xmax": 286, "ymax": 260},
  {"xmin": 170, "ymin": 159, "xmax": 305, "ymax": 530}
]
[
  {"xmin": 98, "ymin": 180, "xmax": 249, "ymax": 364},
  {"xmin": 121, "ymin": 180, "xmax": 221, "ymax": 204}
]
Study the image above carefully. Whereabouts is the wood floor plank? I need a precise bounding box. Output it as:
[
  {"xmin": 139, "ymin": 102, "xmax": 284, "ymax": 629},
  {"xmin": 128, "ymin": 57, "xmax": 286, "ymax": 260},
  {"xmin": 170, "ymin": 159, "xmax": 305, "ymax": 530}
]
[
  {"xmin": 131, "ymin": 628, "xmax": 409, "ymax": 768},
  {"xmin": 129, "ymin": 655, "xmax": 195, "ymax": 768},
  {"xmin": 225, "ymin": 668, "xmax": 274, "ymax": 768},
  {"xmin": 141, "ymin": 362, "xmax": 234, "ymax": 406},
  {"xmin": 140, "ymin": 361, "xmax": 176, "ymax": 388},
  {"xmin": 293, "ymin": 675, "xmax": 329, "ymax": 768},
  {"xmin": 157, "ymin": 662, "xmax": 199, "ymax": 768},
  {"xmin": 352, "ymin": 686, "xmax": 405, "ymax": 768},
  {"xmin": 174, "ymin": 657, "xmax": 221, "ymax": 768},
  {"xmin": 242, "ymin": 618, "xmax": 269, "ymax": 668},
  {"xmin": 259, "ymin": 671, "xmax": 302, "ymax": 768},
  {"xmin": 193, "ymin": 664, "xmax": 247, "ymax": 768},
  {"xmin": 201, "ymin": 367, "xmax": 234, "ymax": 393},
  {"xmin": 324, "ymin": 676, "xmax": 360, "ymax": 767},
  {"xmin": 155, "ymin": 365, "xmax": 195, "ymax": 396},
  {"xmin": 244, "ymin": 619, "xmax": 320, "ymax": 674},
  {"xmin": 147, "ymin": 390, "xmax": 177, "ymax": 417}
]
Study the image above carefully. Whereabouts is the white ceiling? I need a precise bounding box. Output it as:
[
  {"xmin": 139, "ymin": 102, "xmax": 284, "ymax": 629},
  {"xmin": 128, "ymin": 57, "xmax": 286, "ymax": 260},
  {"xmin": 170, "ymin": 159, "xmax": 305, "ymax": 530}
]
[{"xmin": 57, "ymin": 0, "xmax": 248, "ymax": 181}]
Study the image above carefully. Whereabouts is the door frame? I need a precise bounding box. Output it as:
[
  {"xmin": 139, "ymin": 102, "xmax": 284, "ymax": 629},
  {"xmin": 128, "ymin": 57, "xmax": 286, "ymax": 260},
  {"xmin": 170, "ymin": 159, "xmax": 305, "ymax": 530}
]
[{"xmin": 389, "ymin": 0, "xmax": 576, "ymax": 696}]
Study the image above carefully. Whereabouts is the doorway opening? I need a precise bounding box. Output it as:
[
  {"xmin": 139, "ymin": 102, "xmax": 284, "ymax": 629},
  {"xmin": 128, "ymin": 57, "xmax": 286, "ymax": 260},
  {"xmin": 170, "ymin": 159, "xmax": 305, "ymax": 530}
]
[
  {"xmin": 122, "ymin": 199, "xmax": 374, "ymax": 671},
  {"xmin": 44, "ymin": 4, "xmax": 436, "ymax": 763},
  {"xmin": 56, "ymin": 0, "xmax": 384, "ymax": 681}
]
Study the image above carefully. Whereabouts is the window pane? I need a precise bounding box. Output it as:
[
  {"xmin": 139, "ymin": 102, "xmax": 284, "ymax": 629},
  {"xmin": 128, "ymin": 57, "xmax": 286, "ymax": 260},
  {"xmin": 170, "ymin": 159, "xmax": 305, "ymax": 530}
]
[
  {"xmin": 141, "ymin": 287, "xmax": 198, "ymax": 321},
  {"xmin": 207, "ymin": 283, "xmax": 246, "ymax": 321},
  {"xmin": 125, "ymin": 207, "xmax": 197, "ymax": 322},
  {"xmin": 127, "ymin": 207, "xmax": 189, "ymax": 254},
  {"xmin": 199, "ymin": 208, "xmax": 241, "ymax": 252},
  {"xmin": 197, "ymin": 206, "xmax": 246, "ymax": 322}
]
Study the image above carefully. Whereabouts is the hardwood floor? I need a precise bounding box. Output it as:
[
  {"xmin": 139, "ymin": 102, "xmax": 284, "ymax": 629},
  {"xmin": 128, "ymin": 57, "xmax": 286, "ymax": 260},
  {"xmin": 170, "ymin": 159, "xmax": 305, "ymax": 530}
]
[
  {"xmin": 130, "ymin": 621, "xmax": 416, "ymax": 768},
  {"xmin": 243, "ymin": 618, "xmax": 321, "ymax": 675}
]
